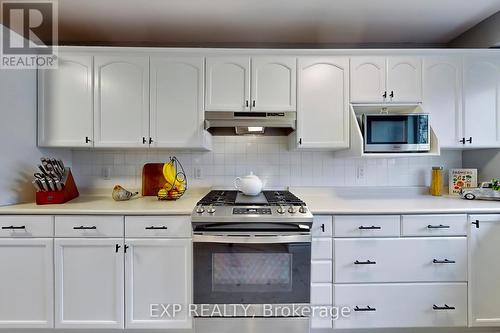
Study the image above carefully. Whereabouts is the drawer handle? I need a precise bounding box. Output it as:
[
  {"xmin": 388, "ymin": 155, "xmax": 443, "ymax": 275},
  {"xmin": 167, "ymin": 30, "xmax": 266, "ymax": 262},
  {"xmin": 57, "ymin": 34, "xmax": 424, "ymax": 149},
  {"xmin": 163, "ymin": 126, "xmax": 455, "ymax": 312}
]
[
  {"xmin": 433, "ymin": 259, "xmax": 456, "ymax": 264},
  {"xmin": 73, "ymin": 226, "xmax": 97, "ymax": 230},
  {"xmin": 1, "ymin": 225, "xmax": 26, "ymax": 230},
  {"xmin": 354, "ymin": 260, "xmax": 376, "ymax": 265},
  {"xmin": 145, "ymin": 226, "xmax": 168, "ymax": 230},
  {"xmin": 354, "ymin": 306, "xmax": 376, "ymax": 312},
  {"xmin": 115, "ymin": 244, "xmax": 121, "ymax": 253},
  {"xmin": 427, "ymin": 224, "xmax": 450, "ymax": 229},
  {"xmin": 433, "ymin": 304, "xmax": 455, "ymax": 311},
  {"xmin": 359, "ymin": 225, "xmax": 381, "ymax": 230}
]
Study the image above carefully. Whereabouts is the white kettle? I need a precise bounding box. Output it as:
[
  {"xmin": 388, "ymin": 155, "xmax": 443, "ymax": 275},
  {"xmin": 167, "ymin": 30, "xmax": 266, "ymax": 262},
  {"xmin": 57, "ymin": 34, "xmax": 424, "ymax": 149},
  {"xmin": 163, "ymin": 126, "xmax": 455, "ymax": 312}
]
[{"xmin": 234, "ymin": 172, "xmax": 263, "ymax": 196}]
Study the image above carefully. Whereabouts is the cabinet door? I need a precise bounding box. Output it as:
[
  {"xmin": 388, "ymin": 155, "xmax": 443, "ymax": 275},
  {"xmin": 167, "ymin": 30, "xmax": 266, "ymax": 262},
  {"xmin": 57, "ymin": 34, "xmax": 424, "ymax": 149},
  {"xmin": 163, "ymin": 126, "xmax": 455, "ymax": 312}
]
[
  {"xmin": 469, "ymin": 215, "xmax": 500, "ymax": 327},
  {"xmin": 150, "ymin": 56, "xmax": 205, "ymax": 148},
  {"xmin": 94, "ymin": 55, "xmax": 149, "ymax": 147},
  {"xmin": 297, "ymin": 57, "xmax": 349, "ymax": 149},
  {"xmin": 251, "ymin": 56, "xmax": 296, "ymax": 111},
  {"xmin": 38, "ymin": 54, "xmax": 93, "ymax": 147},
  {"xmin": 387, "ymin": 56, "xmax": 422, "ymax": 103},
  {"xmin": 205, "ymin": 56, "xmax": 250, "ymax": 111},
  {"xmin": 423, "ymin": 57, "xmax": 463, "ymax": 147},
  {"xmin": 55, "ymin": 239, "xmax": 124, "ymax": 329},
  {"xmin": 0, "ymin": 239, "xmax": 53, "ymax": 328},
  {"xmin": 463, "ymin": 57, "xmax": 500, "ymax": 148},
  {"xmin": 350, "ymin": 57, "xmax": 386, "ymax": 103},
  {"xmin": 125, "ymin": 239, "xmax": 192, "ymax": 329}
]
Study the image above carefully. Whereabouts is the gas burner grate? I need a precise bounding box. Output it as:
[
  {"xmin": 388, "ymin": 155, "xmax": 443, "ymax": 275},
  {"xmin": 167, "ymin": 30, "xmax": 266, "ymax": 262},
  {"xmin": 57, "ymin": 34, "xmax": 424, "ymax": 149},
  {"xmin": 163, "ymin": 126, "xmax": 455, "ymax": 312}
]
[
  {"xmin": 197, "ymin": 190, "xmax": 238, "ymax": 206},
  {"xmin": 263, "ymin": 191, "xmax": 305, "ymax": 206}
]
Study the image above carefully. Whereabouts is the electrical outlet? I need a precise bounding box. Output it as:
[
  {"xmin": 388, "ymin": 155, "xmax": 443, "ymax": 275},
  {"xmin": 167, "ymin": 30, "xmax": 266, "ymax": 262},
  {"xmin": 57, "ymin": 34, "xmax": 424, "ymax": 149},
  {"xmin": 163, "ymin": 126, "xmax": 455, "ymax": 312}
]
[
  {"xmin": 356, "ymin": 165, "xmax": 365, "ymax": 181},
  {"xmin": 194, "ymin": 167, "xmax": 203, "ymax": 180},
  {"xmin": 102, "ymin": 167, "xmax": 112, "ymax": 180}
]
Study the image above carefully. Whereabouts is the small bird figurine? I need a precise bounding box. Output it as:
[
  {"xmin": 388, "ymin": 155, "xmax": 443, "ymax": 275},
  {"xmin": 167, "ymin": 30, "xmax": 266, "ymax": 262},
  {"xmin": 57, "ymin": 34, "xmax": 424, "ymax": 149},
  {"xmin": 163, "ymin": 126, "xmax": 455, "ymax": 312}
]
[{"xmin": 112, "ymin": 185, "xmax": 139, "ymax": 201}]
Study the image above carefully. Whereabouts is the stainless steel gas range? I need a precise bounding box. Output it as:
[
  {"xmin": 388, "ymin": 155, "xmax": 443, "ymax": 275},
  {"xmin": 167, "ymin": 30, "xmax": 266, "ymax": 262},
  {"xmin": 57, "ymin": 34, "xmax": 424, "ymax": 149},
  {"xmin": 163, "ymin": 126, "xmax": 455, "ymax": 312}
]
[{"xmin": 191, "ymin": 190, "xmax": 313, "ymax": 333}]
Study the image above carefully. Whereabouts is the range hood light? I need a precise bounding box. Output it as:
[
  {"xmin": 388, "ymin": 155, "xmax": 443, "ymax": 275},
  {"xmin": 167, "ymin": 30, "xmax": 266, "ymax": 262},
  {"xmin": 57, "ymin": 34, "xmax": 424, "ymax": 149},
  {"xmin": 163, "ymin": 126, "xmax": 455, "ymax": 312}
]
[{"xmin": 235, "ymin": 126, "xmax": 265, "ymax": 135}]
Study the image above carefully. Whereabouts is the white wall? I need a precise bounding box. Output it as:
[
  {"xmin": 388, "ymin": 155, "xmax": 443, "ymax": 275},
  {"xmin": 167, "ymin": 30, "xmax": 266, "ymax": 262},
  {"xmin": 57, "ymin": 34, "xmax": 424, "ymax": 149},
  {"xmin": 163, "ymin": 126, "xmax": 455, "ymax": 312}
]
[
  {"xmin": 0, "ymin": 26, "xmax": 71, "ymax": 206},
  {"xmin": 71, "ymin": 137, "xmax": 462, "ymax": 191},
  {"xmin": 450, "ymin": 11, "xmax": 500, "ymax": 48},
  {"xmin": 462, "ymin": 149, "xmax": 500, "ymax": 182}
]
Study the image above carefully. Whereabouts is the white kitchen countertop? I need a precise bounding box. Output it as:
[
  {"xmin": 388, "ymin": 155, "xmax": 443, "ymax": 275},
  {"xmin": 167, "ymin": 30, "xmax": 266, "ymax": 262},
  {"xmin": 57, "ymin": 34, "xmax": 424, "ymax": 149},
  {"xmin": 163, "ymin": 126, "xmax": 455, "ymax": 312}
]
[
  {"xmin": 0, "ymin": 187, "xmax": 499, "ymax": 216},
  {"xmin": 290, "ymin": 187, "xmax": 500, "ymax": 215}
]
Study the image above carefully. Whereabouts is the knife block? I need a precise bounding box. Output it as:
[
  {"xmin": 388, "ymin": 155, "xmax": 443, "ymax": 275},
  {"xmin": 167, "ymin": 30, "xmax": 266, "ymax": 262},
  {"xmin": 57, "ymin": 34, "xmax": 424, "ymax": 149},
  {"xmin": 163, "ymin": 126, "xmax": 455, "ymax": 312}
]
[{"xmin": 36, "ymin": 169, "xmax": 79, "ymax": 205}]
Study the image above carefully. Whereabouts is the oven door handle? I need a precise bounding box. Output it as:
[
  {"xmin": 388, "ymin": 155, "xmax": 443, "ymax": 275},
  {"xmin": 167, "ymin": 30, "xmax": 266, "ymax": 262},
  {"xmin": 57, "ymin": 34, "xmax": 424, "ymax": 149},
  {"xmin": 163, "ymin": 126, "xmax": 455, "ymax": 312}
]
[{"xmin": 192, "ymin": 234, "xmax": 311, "ymax": 244}]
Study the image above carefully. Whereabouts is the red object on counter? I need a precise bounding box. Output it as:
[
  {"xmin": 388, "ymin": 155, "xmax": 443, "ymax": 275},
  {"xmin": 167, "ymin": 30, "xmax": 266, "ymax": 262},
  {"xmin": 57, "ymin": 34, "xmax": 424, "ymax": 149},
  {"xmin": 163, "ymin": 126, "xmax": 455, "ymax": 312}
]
[{"xmin": 35, "ymin": 169, "xmax": 79, "ymax": 205}]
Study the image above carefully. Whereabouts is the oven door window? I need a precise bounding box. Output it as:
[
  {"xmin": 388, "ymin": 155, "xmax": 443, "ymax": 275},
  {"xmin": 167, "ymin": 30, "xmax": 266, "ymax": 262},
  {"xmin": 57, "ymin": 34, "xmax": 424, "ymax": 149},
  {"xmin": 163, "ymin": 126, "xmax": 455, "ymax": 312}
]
[{"xmin": 194, "ymin": 242, "xmax": 311, "ymax": 304}]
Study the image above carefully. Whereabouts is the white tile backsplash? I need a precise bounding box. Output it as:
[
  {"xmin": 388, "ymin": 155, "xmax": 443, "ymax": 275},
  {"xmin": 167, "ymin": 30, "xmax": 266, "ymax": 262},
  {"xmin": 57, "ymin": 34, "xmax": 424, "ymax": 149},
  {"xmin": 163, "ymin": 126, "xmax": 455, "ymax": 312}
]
[{"xmin": 71, "ymin": 136, "xmax": 462, "ymax": 190}]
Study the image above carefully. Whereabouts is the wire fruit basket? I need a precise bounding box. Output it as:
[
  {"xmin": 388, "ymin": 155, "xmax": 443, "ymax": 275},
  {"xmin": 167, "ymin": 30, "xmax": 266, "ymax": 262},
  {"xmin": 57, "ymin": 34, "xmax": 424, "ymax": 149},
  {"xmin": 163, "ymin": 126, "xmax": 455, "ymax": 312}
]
[{"xmin": 157, "ymin": 156, "xmax": 188, "ymax": 201}]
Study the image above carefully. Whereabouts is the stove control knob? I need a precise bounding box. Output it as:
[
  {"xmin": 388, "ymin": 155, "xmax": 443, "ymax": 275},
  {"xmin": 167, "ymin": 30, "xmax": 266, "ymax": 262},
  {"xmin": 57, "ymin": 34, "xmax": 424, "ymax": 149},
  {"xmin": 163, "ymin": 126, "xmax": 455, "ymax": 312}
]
[
  {"xmin": 299, "ymin": 205, "xmax": 308, "ymax": 214},
  {"xmin": 207, "ymin": 205, "xmax": 216, "ymax": 214},
  {"xmin": 288, "ymin": 205, "xmax": 298, "ymax": 214},
  {"xmin": 277, "ymin": 205, "xmax": 286, "ymax": 214},
  {"xmin": 196, "ymin": 205, "xmax": 205, "ymax": 214}
]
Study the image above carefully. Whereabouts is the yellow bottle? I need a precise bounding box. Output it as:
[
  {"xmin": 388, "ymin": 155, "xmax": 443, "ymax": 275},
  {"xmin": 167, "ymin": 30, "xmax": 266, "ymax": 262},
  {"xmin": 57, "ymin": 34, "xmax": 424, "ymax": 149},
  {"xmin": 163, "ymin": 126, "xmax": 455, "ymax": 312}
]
[{"xmin": 430, "ymin": 166, "xmax": 443, "ymax": 196}]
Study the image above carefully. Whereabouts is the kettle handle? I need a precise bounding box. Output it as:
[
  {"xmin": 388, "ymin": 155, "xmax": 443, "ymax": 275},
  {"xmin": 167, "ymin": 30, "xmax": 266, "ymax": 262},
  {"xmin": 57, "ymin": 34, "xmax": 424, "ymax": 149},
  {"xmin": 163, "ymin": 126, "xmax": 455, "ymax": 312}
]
[{"xmin": 234, "ymin": 177, "xmax": 242, "ymax": 190}]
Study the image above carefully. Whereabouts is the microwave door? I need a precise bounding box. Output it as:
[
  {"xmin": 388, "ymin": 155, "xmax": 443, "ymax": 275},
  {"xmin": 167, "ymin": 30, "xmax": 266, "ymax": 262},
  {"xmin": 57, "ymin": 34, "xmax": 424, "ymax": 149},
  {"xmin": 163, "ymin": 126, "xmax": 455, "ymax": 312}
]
[{"xmin": 365, "ymin": 116, "xmax": 409, "ymax": 152}]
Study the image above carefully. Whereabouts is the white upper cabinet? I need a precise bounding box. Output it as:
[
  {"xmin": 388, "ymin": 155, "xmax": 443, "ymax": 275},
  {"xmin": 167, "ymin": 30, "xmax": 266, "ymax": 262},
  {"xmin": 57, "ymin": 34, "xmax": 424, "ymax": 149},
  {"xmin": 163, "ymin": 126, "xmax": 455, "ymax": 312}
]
[
  {"xmin": 296, "ymin": 56, "xmax": 349, "ymax": 149},
  {"xmin": 251, "ymin": 56, "xmax": 296, "ymax": 111},
  {"xmin": 387, "ymin": 57, "xmax": 422, "ymax": 103},
  {"xmin": 0, "ymin": 239, "xmax": 53, "ymax": 328},
  {"xmin": 150, "ymin": 56, "xmax": 207, "ymax": 149},
  {"xmin": 125, "ymin": 239, "xmax": 192, "ymax": 329},
  {"xmin": 423, "ymin": 57, "xmax": 463, "ymax": 148},
  {"xmin": 54, "ymin": 238, "xmax": 124, "ymax": 329},
  {"xmin": 468, "ymin": 215, "xmax": 500, "ymax": 327},
  {"xmin": 350, "ymin": 56, "xmax": 422, "ymax": 103},
  {"xmin": 463, "ymin": 57, "xmax": 500, "ymax": 148},
  {"xmin": 205, "ymin": 56, "xmax": 250, "ymax": 111},
  {"xmin": 38, "ymin": 53, "xmax": 93, "ymax": 147},
  {"xmin": 94, "ymin": 55, "xmax": 150, "ymax": 147},
  {"xmin": 350, "ymin": 57, "xmax": 386, "ymax": 103}
]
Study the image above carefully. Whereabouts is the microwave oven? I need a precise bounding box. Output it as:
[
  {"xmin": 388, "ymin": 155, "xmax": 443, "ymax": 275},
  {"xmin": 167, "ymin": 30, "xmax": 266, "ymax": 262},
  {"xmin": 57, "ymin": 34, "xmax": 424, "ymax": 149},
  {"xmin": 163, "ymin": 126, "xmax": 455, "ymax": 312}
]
[{"xmin": 362, "ymin": 113, "xmax": 430, "ymax": 153}]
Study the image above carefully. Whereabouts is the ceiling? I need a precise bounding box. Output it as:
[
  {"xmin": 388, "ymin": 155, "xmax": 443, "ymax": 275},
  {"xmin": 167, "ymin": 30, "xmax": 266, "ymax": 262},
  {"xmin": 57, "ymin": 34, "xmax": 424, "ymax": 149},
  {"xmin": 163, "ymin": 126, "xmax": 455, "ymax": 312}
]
[{"xmin": 30, "ymin": 0, "xmax": 500, "ymax": 46}]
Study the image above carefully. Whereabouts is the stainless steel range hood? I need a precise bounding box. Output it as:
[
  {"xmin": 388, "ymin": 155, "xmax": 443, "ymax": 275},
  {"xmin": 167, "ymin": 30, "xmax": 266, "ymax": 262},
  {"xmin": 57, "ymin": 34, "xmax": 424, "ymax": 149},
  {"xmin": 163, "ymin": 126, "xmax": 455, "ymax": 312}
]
[{"xmin": 204, "ymin": 111, "xmax": 296, "ymax": 136}]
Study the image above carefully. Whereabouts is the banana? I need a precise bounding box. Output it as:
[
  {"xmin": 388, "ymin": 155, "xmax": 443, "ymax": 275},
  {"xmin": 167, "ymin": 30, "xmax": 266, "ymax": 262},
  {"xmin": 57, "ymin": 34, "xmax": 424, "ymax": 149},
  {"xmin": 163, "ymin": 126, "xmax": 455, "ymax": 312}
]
[{"xmin": 162, "ymin": 160, "xmax": 186, "ymax": 187}]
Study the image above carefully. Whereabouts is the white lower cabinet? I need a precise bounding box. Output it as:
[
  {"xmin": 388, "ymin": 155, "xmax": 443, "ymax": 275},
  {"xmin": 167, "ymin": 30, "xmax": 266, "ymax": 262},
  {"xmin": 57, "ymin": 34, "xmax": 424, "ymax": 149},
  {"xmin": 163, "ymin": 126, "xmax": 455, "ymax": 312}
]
[
  {"xmin": 0, "ymin": 238, "xmax": 53, "ymax": 328},
  {"xmin": 54, "ymin": 238, "xmax": 125, "ymax": 329},
  {"xmin": 334, "ymin": 283, "xmax": 467, "ymax": 328},
  {"xmin": 469, "ymin": 214, "xmax": 500, "ymax": 327},
  {"xmin": 125, "ymin": 239, "xmax": 192, "ymax": 329}
]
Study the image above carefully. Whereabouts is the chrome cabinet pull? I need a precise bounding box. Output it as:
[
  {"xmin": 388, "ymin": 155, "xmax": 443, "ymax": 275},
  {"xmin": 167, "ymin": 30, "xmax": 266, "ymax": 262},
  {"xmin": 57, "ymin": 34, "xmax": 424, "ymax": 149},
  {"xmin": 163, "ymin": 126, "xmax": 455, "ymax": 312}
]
[
  {"xmin": 354, "ymin": 260, "xmax": 376, "ymax": 265},
  {"xmin": 354, "ymin": 306, "xmax": 376, "ymax": 312},
  {"xmin": 427, "ymin": 224, "xmax": 450, "ymax": 229},
  {"xmin": 359, "ymin": 225, "xmax": 381, "ymax": 230},
  {"xmin": 73, "ymin": 226, "xmax": 97, "ymax": 230},
  {"xmin": 433, "ymin": 259, "xmax": 456, "ymax": 264},
  {"xmin": 145, "ymin": 226, "xmax": 168, "ymax": 230},
  {"xmin": 1, "ymin": 225, "xmax": 26, "ymax": 230},
  {"xmin": 433, "ymin": 304, "xmax": 455, "ymax": 311}
]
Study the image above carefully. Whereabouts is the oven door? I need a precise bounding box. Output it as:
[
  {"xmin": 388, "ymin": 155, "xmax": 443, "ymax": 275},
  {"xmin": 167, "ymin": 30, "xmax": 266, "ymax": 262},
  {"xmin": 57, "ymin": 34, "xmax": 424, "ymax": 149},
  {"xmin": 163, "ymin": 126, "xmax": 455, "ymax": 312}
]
[
  {"xmin": 364, "ymin": 114, "xmax": 430, "ymax": 152},
  {"xmin": 193, "ymin": 233, "xmax": 311, "ymax": 305}
]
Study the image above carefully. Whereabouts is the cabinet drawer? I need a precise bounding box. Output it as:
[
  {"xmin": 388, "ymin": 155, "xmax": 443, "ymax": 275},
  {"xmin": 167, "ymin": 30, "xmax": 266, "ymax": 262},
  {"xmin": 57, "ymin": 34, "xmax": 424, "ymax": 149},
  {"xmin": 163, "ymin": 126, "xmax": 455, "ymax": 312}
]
[
  {"xmin": 0, "ymin": 215, "xmax": 53, "ymax": 237},
  {"xmin": 312, "ymin": 216, "xmax": 333, "ymax": 237},
  {"xmin": 334, "ymin": 283, "xmax": 467, "ymax": 328},
  {"xmin": 55, "ymin": 216, "xmax": 124, "ymax": 237},
  {"xmin": 335, "ymin": 237, "xmax": 467, "ymax": 283},
  {"xmin": 312, "ymin": 238, "xmax": 332, "ymax": 260},
  {"xmin": 402, "ymin": 215, "xmax": 467, "ymax": 236},
  {"xmin": 125, "ymin": 216, "xmax": 191, "ymax": 238},
  {"xmin": 311, "ymin": 260, "xmax": 332, "ymax": 283},
  {"xmin": 334, "ymin": 215, "xmax": 400, "ymax": 237}
]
